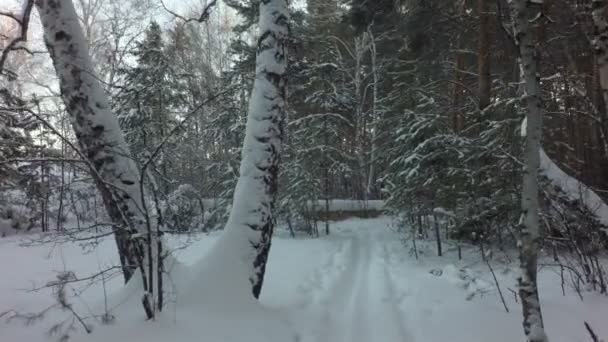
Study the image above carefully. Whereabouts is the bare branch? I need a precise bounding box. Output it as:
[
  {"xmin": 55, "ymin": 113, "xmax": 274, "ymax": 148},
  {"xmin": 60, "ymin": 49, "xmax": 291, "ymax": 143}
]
[
  {"xmin": 141, "ymin": 87, "xmax": 233, "ymax": 173},
  {"xmin": 0, "ymin": 11, "xmax": 23, "ymax": 24},
  {"xmin": 160, "ymin": 0, "xmax": 218, "ymax": 24},
  {"xmin": 584, "ymin": 322, "xmax": 600, "ymax": 342},
  {"xmin": 0, "ymin": 0, "xmax": 35, "ymax": 77},
  {"xmin": 0, "ymin": 158, "xmax": 87, "ymax": 165}
]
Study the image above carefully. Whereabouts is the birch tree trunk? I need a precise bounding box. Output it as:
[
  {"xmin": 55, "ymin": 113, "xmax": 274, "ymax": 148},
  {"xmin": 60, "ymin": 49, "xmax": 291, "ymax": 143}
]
[
  {"xmin": 222, "ymin": 0, "xmax": 289, "ymax": 299},
  {"xmin": 35, "ymin": 0, "xmax": 162, "ymax": 318},
  {"xmin": 510, "ymin": 0, "xmax": 549, "ymax": 341}
]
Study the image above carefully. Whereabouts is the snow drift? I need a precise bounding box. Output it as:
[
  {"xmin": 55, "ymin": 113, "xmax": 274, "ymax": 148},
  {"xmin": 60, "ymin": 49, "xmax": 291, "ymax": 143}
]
[{"xmin": 540, "ymin": 148, "xmax": 608, "ymax": 232}]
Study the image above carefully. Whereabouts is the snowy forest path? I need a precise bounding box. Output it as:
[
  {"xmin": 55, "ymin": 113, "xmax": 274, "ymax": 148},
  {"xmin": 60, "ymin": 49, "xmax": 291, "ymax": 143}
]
[{"xmin": 316, "ymin": 221, "xmax": 414, "ymax": 342}]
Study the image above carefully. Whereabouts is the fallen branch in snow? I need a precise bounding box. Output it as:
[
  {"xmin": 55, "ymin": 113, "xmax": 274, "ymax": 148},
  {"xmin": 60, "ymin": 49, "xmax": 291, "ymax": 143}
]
[
  {"xmin": 24, "ymin": 267, "xmax": 123, "ymax": 293},
  {"xmin": 584, "ymin": 321, "xmax": 601, "ymax": 342},
  {"xmin": 485, "ymin": 259, "xmax": 509, "ymax": 312},
  {"xmin": 49, "ymin": 271, "xmax": 93, "ymax": 334},
  {"xmin": 2, "ymin": 271, "xmax": 96, "ymax": 340}
]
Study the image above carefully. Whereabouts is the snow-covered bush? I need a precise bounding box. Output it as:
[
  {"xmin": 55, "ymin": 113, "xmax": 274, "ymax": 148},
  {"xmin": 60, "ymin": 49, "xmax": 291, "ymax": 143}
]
[
  {"xmin": 163, "ymin": 184, "xmax": 206, "ymax": 232},
  {"xmin": 0, "ymin": 190, "xmax": 36, "ymax": 236}
]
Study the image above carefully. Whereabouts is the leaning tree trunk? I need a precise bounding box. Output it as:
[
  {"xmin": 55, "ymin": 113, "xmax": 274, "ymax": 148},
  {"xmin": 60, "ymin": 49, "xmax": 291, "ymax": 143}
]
[
  {"xmin": 35, "ymin": 0, "xmax": 161, "ymax": 318},
  {"xmin": 511, "ymin": 0, "xmax": 549, "ymax": 341},
  {"xmin": 222, "ymin": 0, "xmax": 289, "ymax": 299}
]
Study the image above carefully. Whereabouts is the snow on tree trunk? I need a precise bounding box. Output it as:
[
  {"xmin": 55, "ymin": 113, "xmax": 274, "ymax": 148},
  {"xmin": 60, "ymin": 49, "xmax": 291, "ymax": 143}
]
[
  {"xmin": 220, "ymin": 0, "xmax": 289, "ymax": 299},
  {"xmin": 510, "ymin": 0, "xmax": 549, "ymax": 341},
  {"xmin": 35, "ymin": 0, "xmax": 162, "ymax": 318}
]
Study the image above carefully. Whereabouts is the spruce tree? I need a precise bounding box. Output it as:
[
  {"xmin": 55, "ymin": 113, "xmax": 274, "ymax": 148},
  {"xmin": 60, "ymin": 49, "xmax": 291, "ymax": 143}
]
[{"xmin": 115, "ymin": 21, "xmax": 185, "ymax": 192}]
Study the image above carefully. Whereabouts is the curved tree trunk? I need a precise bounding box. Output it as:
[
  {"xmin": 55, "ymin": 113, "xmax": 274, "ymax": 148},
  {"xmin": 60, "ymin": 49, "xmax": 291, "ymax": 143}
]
[
  {"xmin": 222, "ymin": 0, "xmax": 289, "ymax": 299},
  {"xmin": 35, "ymin": 0, "xmax": 162, "ymax": 318}
]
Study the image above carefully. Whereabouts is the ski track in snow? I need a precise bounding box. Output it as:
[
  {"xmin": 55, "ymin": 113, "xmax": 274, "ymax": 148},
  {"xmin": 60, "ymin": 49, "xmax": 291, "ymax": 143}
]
[
  {"xmin": 314, "ymin": 223, "xmax": 414, "ymax": 342},
  {"xmin": 3, "ymin": 217, "xmax": 608, "ymax": 342}
]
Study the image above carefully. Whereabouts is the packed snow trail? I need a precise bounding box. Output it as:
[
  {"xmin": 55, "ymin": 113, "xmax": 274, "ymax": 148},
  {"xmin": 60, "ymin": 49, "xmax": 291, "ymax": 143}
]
[
  {"xmin": 3, "ymin": 217, "xmax": 608, "ymax": 342},
  {"xmin": 316, "ymin": 223, "xmax": 414, "ymax": 342}
]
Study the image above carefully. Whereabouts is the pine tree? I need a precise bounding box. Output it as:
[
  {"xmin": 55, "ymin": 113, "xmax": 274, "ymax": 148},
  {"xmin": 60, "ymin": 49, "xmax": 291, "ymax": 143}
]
[
  {"xmin": 0, "ymin": 88, "xmax": 41, "ymax": 235},
  {"xmin": 115, "ymin": 21, "xmax": 185, "ymax": 192}
]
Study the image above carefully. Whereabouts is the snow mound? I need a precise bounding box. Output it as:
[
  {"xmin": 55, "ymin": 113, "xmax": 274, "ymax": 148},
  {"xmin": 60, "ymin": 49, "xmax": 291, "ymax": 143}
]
[
  {"xmin": 81, "ymin": 231, "xmax": 297, "ymax": 342},
  {"xmin": 83, "ymin": 309, "xmax": 296, "ymax": 342},
  {"xmin": 540, "ymin": 148, "xmax": 608, "ymax": 232}
]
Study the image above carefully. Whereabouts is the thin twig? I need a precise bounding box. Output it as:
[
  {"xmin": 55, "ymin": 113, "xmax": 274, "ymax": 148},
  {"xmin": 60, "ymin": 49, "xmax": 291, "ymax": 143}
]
[
  {"xmin": 160, "ymin": 0, "xmax": 218, "ymax": 23},
  {"xmin": 0, "ymin": 0, "xmax": 35, "ymax": 77},
  {"xmin": 584, "ymin": 321, "xmax": 600, "ymax": 342}
]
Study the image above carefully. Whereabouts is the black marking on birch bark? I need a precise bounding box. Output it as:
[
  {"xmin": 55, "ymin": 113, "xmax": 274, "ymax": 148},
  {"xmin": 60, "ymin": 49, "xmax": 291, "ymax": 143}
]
[
  {"xmin": 255, "ymin": 136, "xmax": 270, "ymax": 144},
  {"xmin": 54, "ymin": 30, "xmax": 69, "ymax": 41}
]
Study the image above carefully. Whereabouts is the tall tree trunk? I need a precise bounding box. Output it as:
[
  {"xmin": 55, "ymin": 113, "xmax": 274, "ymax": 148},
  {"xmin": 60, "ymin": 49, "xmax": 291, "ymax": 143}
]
[
  {"xmin": 353, "ymin": 34, "xmax": 367, "ymax": 200},
  {"xmin": 592, "ymin": 0, "xmax": 608, "ymax": 161},
  {"xmin": 478, "ymin": 0, "xmax": 492, "ymax": 111},
  {"xmin": 511, "ymin": 0, "xmax": 549, "ymax": 341},
  {"xmin": 222, "ymin": 0, "xmax": 289, "ymax": 299},
  {"xmin": 35, "ymin": 0, "xmax": 161, "ymax": 319},
  {"xmin": 452, "ymin": 1, "xmax": 466, "ymax": 132},
  {"xmin": 324, "ymin": 116, "xmax": 330, "ymax": 235},
  {"xmin": 367, "ymin": 28, "xmax": 379, "ymax": 199}
]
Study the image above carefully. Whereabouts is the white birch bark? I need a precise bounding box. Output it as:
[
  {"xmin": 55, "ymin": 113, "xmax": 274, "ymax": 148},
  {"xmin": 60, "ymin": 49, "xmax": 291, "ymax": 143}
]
[
  {"xmin": 221, "ymin": 0, "xmax": 289, "ymax": 298},
  {"xmin": 35, "ymin": 0, "xmax": 162, "ymax": 318},
  {"xmin": 510, "ymin": 0, "xmax": 549, "ymax": 341}
]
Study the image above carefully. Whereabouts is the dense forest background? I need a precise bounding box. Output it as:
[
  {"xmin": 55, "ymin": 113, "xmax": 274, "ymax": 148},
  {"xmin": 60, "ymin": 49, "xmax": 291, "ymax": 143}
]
[
  {"xmin": 2, "ymin": 1, "xmax": 608, "ymax": 341},
  {"xmin": 1, "ymin": 0, "xmax": 608, "ymax": 300}
]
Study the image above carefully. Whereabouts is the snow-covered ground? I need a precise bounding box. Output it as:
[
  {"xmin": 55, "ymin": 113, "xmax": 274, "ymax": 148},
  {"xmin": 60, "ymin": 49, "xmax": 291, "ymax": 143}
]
[{"xmin": 1, "ymin": 217, "xmax": 606, "ymax": 341}]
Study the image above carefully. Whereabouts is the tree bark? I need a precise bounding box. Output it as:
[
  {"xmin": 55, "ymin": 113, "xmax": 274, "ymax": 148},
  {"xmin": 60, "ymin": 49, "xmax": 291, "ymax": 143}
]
[
  {"xmin": 222, "ymin": 0, "xmax": 289, "ymax": 299},
  {"xmin": 478, "ymin": 0, "xmax": 492, "ymax": 111},
  {"xmin": 366, "ymin": 28, "xmax": 379, "ymax": 199},
  {"xmin": 592, "ymin": 0, "xmax": 608, "ymax": 160},
  {"xmin": 510, "ymin": 0, "xmax": 549, "ymax": 341},
  {"xmin": 452, "ymin": 1, "xmax": 466, "ymax": 132},
  {"xmin": 35, "ymin": 0, "xmax": 161, "ymax": 318}
]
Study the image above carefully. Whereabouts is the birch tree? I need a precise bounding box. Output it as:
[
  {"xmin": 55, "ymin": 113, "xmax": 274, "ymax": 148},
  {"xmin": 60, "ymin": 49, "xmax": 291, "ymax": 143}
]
[
  {"xmin": 34, "ymin": 0, "xmax": 163, "ymax": 319},
  {"xmin": 510, "ymin": 0, "xmax": 549, "ymax": 341},
  {"xmin": 221, "ymin": 0, "xmax": 289, "ymax": 298}
]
